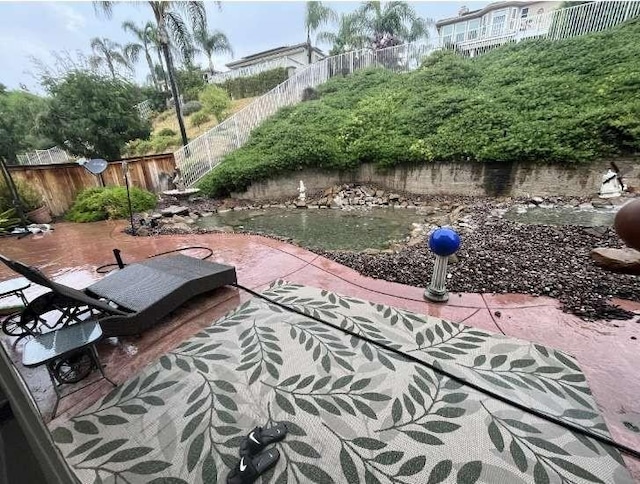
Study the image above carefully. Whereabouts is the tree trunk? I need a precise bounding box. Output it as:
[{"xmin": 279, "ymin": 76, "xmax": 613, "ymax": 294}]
[
  {"xmin": 156, "ymin": 47, "xmax": 169, "ymax": 92},
  {"xmin": 107, "ymin": 57, "xmax": 116, "ymax": 79},
  {"xmin": 162, "ymin": 42, "xmax": 189, "ymax": 148},
  {"xmin": 145, "ymin": 48, "xmax": 158, "ymax": 90},
  {"xmin": 208, "ymin": 54, "xmax": 215, "ymax": 74},
  {"xmin": 307, "ymin": 31, "xmax": 312, "ymax": 64}
]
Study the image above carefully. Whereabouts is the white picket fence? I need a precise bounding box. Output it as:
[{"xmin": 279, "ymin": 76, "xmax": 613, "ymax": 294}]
[
  {"xmin": 16, "ymin": 147, "xmax": 74, "ymax": 166},
  {"xmin": 175, "ymin": 0, "xmax": 640, "ymax": 187}
]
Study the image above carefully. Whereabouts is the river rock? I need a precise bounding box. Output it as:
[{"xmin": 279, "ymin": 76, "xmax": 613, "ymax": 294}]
[
  {"xmin": 583, "ymin": 226, "xmax": 608, "ymax": 237},
  {"xmin": 161, "ymin": 205, "xmax": 189, "ymax": 217},
  {"xmin": 591, "ymin": 198, "xmax": 612, "ymax": 208},
  {"xmin": 295, "ymin": 200, "xmax": 307, "ymax": 208},
  {"xmin": 160, "ymin": 222, "xmax": 192, "ymax": 234},
  {"xmin": 136, "ymin": 227, "xmax": 150, "ymax": 237},
  {"xmin": 362, "ymin": 186, "xmax": 376, "ymax": 197},
  {"xmin": 530, "ymin": 196, "xmax": 545, "ymax": 205},
  {"xmin": 375, "ymin": 190, "xmax": 385, "ymax": 198},
  {"xmin": 389, "ymin": 193, "xmax": 400, "ymax": 201},
  {"xmin": 591, "ymin": 247, "xmax": 640, "ymax": 274},
  {"xmin": 417, "ymin": 206, "xmax": 437, "ymax": 216}
]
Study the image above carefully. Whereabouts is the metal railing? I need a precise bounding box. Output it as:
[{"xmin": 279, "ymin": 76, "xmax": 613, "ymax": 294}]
[
  {"xmin": 134, "ymin": 99, "xmax": 153, "ymax": 120},
  {"xmin": 15, "ymin": 147, "xmax": 74, "ymax": 166},
  {"xmin": 175, "ymin": 0, "xmax": 640, "ymax": 187}
]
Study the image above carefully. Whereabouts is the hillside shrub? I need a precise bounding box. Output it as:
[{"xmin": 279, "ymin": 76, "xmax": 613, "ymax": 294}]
[
  {"xmin": 157, "ymin": 127, "xmax": 177, "ymax": 137},
  {"xmin": 199, "ymin": 85, "xmax": 231, "ymax": 121},
  {"xmin": 151, "ymin": 134, "xmax": 180, "ymax": 152},
  {"xmin": 199, "ymin": 19, "xmax": 640, "ymax": 197},
  {"xmin": 182, "ymin": 100, "xmax": 202, "ymax": 116},
  {"xmin": 191, "ymin": 111, "xmax": 211, "ymax": 127},
  {"xmin": 216, "ymin": 67, "xmax": 288, "ymax": 99},
  {"xmin": 66, "ymin": 186, "xmax": 157, "ymax": 223}
]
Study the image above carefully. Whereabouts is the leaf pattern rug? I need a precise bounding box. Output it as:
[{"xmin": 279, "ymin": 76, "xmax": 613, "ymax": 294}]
[{"xmin": 50, "ymin": 281, "xmax": 633, "ymax": 483}]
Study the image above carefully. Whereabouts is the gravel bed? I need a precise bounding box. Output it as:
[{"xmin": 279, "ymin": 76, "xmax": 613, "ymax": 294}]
[{"xmin": 314, "ymin": 204, "xmax": 640, "ymax": 321}]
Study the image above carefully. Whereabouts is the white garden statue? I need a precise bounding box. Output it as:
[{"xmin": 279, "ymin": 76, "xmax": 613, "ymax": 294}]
[
  {"xmin": 599, "ymin": 168, "xmax": 624, "ymax": 198},
  {"xmin": 298, "ymin": 181, "xmax": 306, "ymax": 202}
]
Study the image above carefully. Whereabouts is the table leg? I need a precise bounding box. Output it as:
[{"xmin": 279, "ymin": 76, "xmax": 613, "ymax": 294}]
[
  {"xmin": 45, "ymin": 363, "xmax": 62, "ymax": 418},
  {"xmin": 89, "ymin": 345, "xmax": 116, "ymax": 387}
]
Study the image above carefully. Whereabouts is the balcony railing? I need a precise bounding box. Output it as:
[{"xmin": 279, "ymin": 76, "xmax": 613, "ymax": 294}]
[{"xmin": 441, "ymin": 0, "xmax": 640, "ymax": 51}]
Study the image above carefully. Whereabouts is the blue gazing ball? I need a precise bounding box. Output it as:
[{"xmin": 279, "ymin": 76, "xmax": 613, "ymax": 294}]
[{"xmin": 429, "ymin": 227, "xmax": 461, "ymax": 256}]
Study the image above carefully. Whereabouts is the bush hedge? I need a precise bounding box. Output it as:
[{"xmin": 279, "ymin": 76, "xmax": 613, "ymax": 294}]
[
  {"xmin": 66, "ymin": 186, "xmax": 157, "ymax": 223},
  {"xmin": 199, "ymin": 19, "xmax": 640, "ymax": 197},
  {"xmin": 182, "ymin": 100, "xmax": 202, "ymax": 116},
  {"xmin": 199, "ymin": 85, "xmax": 231, "ymax": 121},
  {"xmin": 191, "ymin": 110, "xmax": 211, "ymax": 127},
  {"xmin": 216, "ymin": 67, "xmax": 289, "ymax": 99}
]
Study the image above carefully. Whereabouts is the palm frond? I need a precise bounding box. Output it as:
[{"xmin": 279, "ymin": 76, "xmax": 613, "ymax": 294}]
[
  {"xmin": 93, "ymin": 1, "xmax": 113, "ymax": 18},
  {"xmin": 165, "ymin": 10, "xmax": 194, "ymax": 62},
  {"xmin": 184, "ymin": 1, "xmax": 207, "ymax": 33},
  {"xmin": 305, "ymin": 1, "xmax": 338, "ymax": 31},
  {"xmin": 124, "ymin": 42, "xmax": 143, "ymax": 64},
  {"xmin": 88, "ymin": 55, "xmax": 104, "ymax": 70},
  {"xmin": 122, "ymin": 20, "xmax": 143, "ymax": 39}
]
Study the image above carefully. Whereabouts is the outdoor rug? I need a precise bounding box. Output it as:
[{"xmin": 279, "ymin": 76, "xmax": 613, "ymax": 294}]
[{"xmin": 50, "ymin": 281, "xmax": 633, "ymax": 483}]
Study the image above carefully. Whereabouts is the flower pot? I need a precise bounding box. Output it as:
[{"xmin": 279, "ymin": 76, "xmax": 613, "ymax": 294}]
[{"xmin": 26, "ymin": 205, "xmax": 52, "ymax": 224}]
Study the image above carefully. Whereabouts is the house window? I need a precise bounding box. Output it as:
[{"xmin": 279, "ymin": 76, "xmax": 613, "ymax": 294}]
[
  {"xmin": 442, "ymin": 24, "xmax": 453, "ymax": 44},
  {"xmin": 455, "ymin": 22, "xmax": 467, "ymax": 42},
  {"xmin": 521, "ymin": 7, "xmax": 529, "ymax": 18},
  {"xmin": 467, "ymin": 19, "xmax": 480, "ymax": 39},
  {"xmin": 480, "ymin": 15, "xmax": 488, "ymax": 37},
  {"xmin": 491, "ymin": 9, "xmax": 507, "ymax": 36}
]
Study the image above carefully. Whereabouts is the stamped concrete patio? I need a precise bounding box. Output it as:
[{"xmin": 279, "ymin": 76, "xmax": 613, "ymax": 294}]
[{"xmin": 1, "ymin": 221, "xmax": 639, "ymax": 479}]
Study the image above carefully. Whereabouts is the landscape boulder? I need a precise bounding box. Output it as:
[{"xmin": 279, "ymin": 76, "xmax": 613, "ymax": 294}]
[
  {"xmin": 161, "ymin": 205, "xmax": 189, "ymax": 217},
  {"xmin": 590, "ymin": 247, "xmax": 640, "ymax": 275}
]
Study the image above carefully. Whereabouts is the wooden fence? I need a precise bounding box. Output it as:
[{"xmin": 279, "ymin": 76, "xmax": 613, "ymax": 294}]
[{"xmin": 8, "ymin": 153, "xmax": 176, "ymax": 216}]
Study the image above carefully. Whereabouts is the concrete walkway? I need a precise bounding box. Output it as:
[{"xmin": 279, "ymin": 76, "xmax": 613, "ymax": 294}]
[{"xmin": 1, "ymin": 221, "xmax": 638, "ymax": 478}]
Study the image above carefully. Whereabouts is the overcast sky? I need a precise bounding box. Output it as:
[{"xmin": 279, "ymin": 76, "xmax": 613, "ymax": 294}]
[{"xmin": 0, "ymin": 1, "xmax": 477, "ymax": 93}]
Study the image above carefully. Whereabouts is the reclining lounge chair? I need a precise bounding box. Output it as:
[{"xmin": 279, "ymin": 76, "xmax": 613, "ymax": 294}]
[{"xmin": 0, "ymin": 253, "xmax": 237, "ymax": 337}]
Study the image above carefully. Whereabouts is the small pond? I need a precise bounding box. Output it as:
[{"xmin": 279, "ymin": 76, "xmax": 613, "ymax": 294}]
[
  {"xmin": 504, "ymin": 205, "xmax": 618, "ymax": 227},
  {"xmin": 196, "ymin": 208, "xmax": 423, "ymax": 251}
]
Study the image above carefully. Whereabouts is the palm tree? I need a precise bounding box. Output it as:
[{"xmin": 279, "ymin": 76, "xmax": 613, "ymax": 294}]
[
  {"xmin": 355, "ymin": 1, "xmax": 433, "ymax": 49},
  {"xmin": 193, "ymin": 29, "xmax": 233, "ymax": 73},
  {"xmin": 95, "ymin": 1, "xmax": 209, "ymax": 148},
  {"xmin": 89, "ymin": 37, "xmax": 130, "ymax": 79},
  {"xmin": 317, "ymin": 13, "xmax": 369, "ymax": 55},
  {"xmin": 145, "ymin": 24, "xmax": 169, "ymax": 92},
  {"xmin": 122, "ymin": 20, "xmax": 159, "ymax": 89},
  {"xmin": 305, "ymin": 2, "xmax": 337, "ymax": 63}
]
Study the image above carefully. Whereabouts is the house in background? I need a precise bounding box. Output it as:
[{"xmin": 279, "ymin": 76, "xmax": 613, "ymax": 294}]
[
  {"xmin": 205, "ymin": 43, "xmax": 326, "ymax": 84},
  {"xmin": 436, "ymin": 1, "xmax": 562, "ymax": 55}
]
